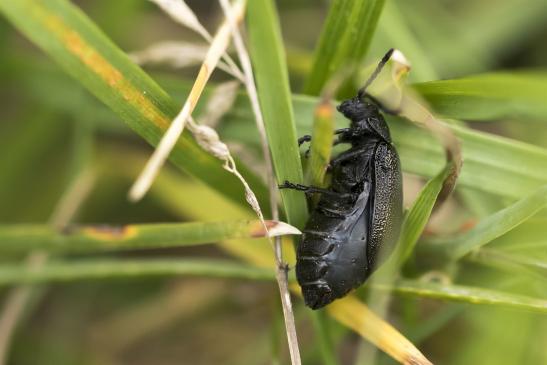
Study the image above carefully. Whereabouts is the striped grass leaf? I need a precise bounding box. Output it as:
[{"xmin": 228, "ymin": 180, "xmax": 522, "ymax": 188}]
[{"xmin": 0, "ymin": 0, "xmax": 269, "ymax": 211}]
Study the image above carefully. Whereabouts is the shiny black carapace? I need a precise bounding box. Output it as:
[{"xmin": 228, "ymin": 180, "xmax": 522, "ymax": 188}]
[{"xmin": 280, "ymin": 49, "xmax": 403, "ymax": 309}]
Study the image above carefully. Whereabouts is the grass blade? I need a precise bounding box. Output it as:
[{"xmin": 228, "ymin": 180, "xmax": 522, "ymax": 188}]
[
  {"xmin": 305, "ymin": 98, "xmax": 335, "ymax": 188},
  {"xmin": 304, "ymin": 0, "xmax": 386, "ymax": 95},
  {"xmin": 373, "ymin": 280, "xmax": 547, "ymax": 313},
  {"xmin": 247, "ymin": 0, "xmax": 307, "ymax": 227},
  {"xmin": 391, "ymin": 164, "xmax": 454, "ymax": 268},
  {"xmin": 469, "ymin": 249, "xmax": 547, "ymax": 279},
  {"xmin": 0, "ymin": 259, "xmax": 274, "ymax": 286},
  {"xmin": 247, "ymin": 2, "xmax": 305, "ymax": 363},
  {"xmin": 413, "ymin": 72, "xmax": 547, "ymax": 120},
  {"xmin": 327, "ymin": 296, "xmax": 432, "ymax": 365},
  {"xmin": 0, "ymin": 0, "xmax": 269, "ymax": 210},
  {"xmin": 0, "ymin": 220, "xmax": 300, "ymax": 255},
  {"xmin": 426, "ymin": 185, "xmax": 547, "ymax": 260}
]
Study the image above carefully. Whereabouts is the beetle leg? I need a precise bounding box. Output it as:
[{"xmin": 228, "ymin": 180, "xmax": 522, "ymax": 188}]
[
  {"xmin": 279, "ymin": 181, "xmax": 354, "ymax": 199},
  {"xmin": 334, "ymin": 128, "xmax": 351, "ymax": 135},
  {"xmin": 298, "ymin": 135, "xmax": 312, "ymax": 146}
]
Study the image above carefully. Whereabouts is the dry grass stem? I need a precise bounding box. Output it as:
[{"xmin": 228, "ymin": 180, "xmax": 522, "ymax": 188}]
[
  {"xmin": 148, "ymin": 0, "xmax": 245, "ymax": 81},
  {"xmin": 129, "ymin": 0, "xmax": 246, "ymax": 202},
  {"xmin": 219, "ymin": 0, "xmax": 302, "ymax": 364},
  {"xmin": 199, "ymin": 80, "xmax": 240, "ymax": 127},
  {"xmin": 129, "ymin": 41, "xmax": 234, "ymax": 76}
]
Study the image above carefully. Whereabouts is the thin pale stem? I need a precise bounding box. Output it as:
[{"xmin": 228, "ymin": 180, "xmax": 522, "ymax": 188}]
[
  {"xmin": 219, "ymin": 0, "xmax": 301, "ymax": 364},
  {"xmin": 129, "ymin": 0, "xmax": 246, "ymax": 202}
]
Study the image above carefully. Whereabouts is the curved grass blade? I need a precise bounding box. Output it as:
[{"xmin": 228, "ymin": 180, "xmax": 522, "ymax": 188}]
[
  {"xmin": 0, "ymin": 220, "xmax": 300, "ymax": 255},
  {"xmin": 425, "ymin": 185, "xmax": 547, "ymax": 260},
  {"xmin": 372, "ymin": 280, "xmax": 547, "ymax": 313},
  {"xmin": 0, "ymin": 0, "xmax": 269, "ymax": 211},
  {"xmin": 413, "ymin": 72, "xmax": 547, "ymax": 120},
  {"xmin": 304, "ymin": 0, "xmax": 386, "ymax": 95},
  {"xmin": 388, "ymin": 164, "xmax": 454, "ymax": 269},
  {"xmin": 0, "ymin": 259, "xmax": 274, "ymax": 286}
]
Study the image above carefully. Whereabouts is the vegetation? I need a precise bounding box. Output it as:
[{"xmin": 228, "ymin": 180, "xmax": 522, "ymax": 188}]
[{"xmin": 0, "ymin": 0, "xmax": 545, "ymax": 364}]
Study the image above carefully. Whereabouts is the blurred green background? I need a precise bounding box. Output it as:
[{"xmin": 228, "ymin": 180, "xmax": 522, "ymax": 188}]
[{"xmin": 0, "ymin": 0, "xmax": 546, "ymax": 364}]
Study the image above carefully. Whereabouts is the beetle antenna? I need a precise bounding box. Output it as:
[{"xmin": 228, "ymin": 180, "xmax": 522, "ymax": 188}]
[{"xmin": 357, "ymin": 48, "xmax": 394, "ymax": 100}]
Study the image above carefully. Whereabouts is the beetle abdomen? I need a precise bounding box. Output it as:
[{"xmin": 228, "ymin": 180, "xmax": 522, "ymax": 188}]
[{"xmin": 296, "ymin": 189, "xmax": 372, "ymax": 309}]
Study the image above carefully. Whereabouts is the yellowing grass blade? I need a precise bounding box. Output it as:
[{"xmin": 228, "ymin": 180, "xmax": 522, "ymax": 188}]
[{"xmin": 327, "ymin": 296, "xmax": 433, "ymax": 365}]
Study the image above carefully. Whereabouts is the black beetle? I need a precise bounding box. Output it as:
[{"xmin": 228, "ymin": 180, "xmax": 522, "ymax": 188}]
[{"xmin": 279, "ymin": 49, "xmax": 403, "ymax": 309}]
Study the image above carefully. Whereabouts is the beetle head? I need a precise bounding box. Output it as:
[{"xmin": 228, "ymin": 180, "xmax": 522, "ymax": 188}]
[
  {"xmin": 337, "ymin": 98, "xmax": 391, "ymax": 142},
  {"xmin": 336, "ymin": 97, "xmax": 367, "ymax": 120}
]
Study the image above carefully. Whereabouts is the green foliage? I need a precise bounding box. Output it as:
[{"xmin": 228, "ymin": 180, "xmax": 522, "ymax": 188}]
[
  {"xmin": 0, "ymin": 0, "xmax": 546, "ymax": 364},
  {"xmin": 247, "ymin": 0, "xmax": 307, "ymax": 226},
  {"xmin": 304, "ymin": 0, "xmax": 386, "ymax": 95}
]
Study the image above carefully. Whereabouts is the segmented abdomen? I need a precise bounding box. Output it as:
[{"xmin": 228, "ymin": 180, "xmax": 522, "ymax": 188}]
[{"xmin": 296, "ymin": 190, "xmax": 371, "ymax": 309}]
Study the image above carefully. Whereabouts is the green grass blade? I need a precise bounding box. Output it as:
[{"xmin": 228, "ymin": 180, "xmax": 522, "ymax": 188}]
[
  {"xmin": 373, "ymin": 280, "xmax": 547, "ymax": 313},
  {"xmin": 0, "ymin": 220, "xmax": 297, "ymax": 255},
  {"xmin": 470, "ymin": 249, "xmax": 547, "ymax": 279},
  {"xmin": 386, "ymin": 117, "xmax": 547, "ymax": 200},
  {"xmin": 0, "ymin": 0, "xmax": 269, "ymax": 210},
  {"xmin": 431, "ymin": 185, "xmax": 547, "ymax": 260},
  {"xmin": 391, "ymin": 165, "xmax": 454, "ymax": 267},
  {"xmin": 304, "ymin": 0, "xmax": 386, "ymax": 95},
  {"xmin": 309, "ymin": 311, "xmax": 339, "ymax": 365},
  {"xmin": 247, "ymin": 0, "xmax": 307, "ymax": 227},
  {"xmin": 306, "ymin": 99, "xmax": 335, "ymax": 187},
  {"xmin": 413, "ymin": 72, "xmax": 547, "ymax": 120},
  {"xmin": 0, "ymin": 259, "xmax": 274, "ymax": 286}
]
